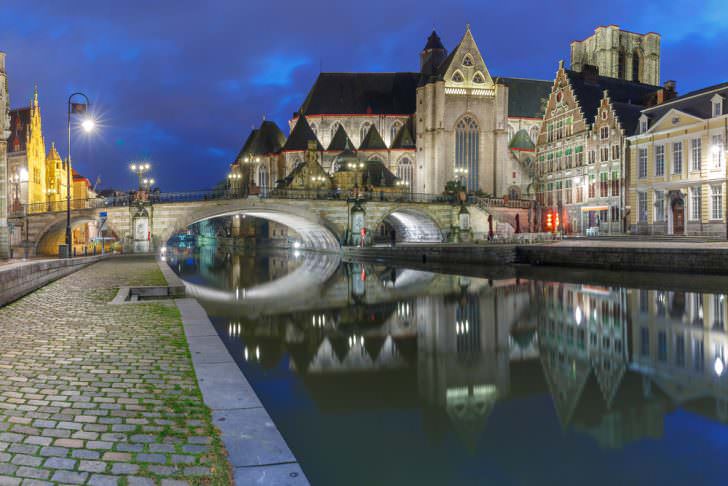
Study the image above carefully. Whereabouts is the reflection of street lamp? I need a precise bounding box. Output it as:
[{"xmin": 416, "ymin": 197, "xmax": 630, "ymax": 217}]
[
  {"xmin": 66, "ymin": 92, "xmax": 96, "ymax": 257},
  {"xmin": 348, "ymin": 161, "xmax": 366, "ymax": 187},
  {"xmin": 228, "ymin": 172, "xmax": 242, "ymax": 195},
  {"xmin": 141, "ymin": 178, "xmax": 155, "ymax": 191},
  {"xmin": 395, "ymin": 180, "xmax": 408, "ymax": 191}
]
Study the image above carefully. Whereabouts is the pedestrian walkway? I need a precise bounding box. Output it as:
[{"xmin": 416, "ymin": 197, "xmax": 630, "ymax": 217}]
[{"xmin": 0, "ymin": 256, "xmax": 230, "ymax": 485}]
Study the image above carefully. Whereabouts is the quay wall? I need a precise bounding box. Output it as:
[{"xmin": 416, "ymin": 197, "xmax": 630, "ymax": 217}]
[{"xmin": 0, "ymin": 255, "xmax": 107, "ymax": 307}]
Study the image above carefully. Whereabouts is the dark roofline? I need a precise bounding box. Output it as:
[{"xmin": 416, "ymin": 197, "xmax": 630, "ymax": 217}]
[{"xmin": 643, "ymin": 81, "xmax": 728, "ymax": 112}]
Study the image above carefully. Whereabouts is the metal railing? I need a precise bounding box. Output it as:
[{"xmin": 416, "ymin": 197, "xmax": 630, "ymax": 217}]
[{"xmin": 9, "ymin": 187, "xmax": 538, "ymax": 218}]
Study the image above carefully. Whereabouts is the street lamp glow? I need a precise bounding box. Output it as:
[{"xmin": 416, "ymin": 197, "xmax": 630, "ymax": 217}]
[
  {"xmin": 81, "ymin": 118, "xmax": 96, "ymax": 133},
  {"xmin": 715, "ymin": 357, "xmax": 724, "ymax": 377}
]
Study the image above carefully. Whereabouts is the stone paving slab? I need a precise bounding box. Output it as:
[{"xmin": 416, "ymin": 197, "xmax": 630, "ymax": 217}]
[
  {"xmin": 0, "ymin": 256, "xmax": 231, "ymax": 485},
  {"xmin": 234, "ymin": 463, "xmax": 308, "ymax": 486},
  {"xmin": 195, "ymin": 363, "xmax": 261, "ymax": 411}
]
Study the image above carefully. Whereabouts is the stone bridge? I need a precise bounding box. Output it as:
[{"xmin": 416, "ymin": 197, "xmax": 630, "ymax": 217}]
[{"xmin": 9, "ymin": 192, "xmax": 532, "ymax": 256}]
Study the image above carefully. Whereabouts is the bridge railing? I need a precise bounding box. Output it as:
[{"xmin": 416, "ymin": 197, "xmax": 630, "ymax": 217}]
[
  {"xmin": 468, "ymin": 195, "xmax": 534, "ymax": 210},
  {"xmin": 8, "ymin": 197, "xmax": 110, "ymax": 218}
]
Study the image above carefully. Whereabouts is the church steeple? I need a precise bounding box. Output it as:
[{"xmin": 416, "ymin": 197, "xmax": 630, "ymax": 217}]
[{"xmin": 420, "ymin": 30, "xmax": 447, "ymax": 75}]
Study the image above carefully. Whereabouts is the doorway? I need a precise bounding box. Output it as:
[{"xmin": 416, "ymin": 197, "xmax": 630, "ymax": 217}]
[{"xmin": 672, "ymin": 197, "xmax": 685, "ymax": 235}]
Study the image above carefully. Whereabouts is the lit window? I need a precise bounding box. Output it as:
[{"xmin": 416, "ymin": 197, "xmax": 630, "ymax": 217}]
[
  {"xmin": 600, "ymin": 126, "xmax": 609, "ymax": 139},
  {"xmin": 640, "ymin": 117, "xmax": 648, "ymax": 133},
  {"xmin": 712, "ymin": 184, "xmax": 723, "ymax": 220},
  {"xmin": 691, "ymin": 138, "xmax": 702, "ymax": 171},
  {"xmin": 463, "ymin": 55, "xmax": 473, "ymax": 67},
  {"xmin": 455, "ymin": 116, "xmax": 479, "ymax": 192},
  {"xmin": 713, "ymin": 99, "xmax": 723, "ymax": 117},
  {"xmin": 473, "ymin": 72, "xmax": 485, "ymax": 84},
  {"xmin": 655, "ymin": 145, "xmax": 665, "ymax": 176},
  {"xmin": 712, "ymin": 134, "xmax": 724, "ymax": 168}
]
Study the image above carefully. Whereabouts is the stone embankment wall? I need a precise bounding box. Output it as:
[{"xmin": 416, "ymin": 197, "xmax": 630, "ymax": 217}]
[
  {"xmin": 342, "ymin": 245, "xmax": 517, "ymax": 265},
  {"xmin": 0, "ymin": 255, "xmax": 105, "ymax": 306}
]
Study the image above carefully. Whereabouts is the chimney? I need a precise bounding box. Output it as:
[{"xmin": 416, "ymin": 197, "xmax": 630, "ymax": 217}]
[
  {"xmin": 582, "ymin": 64, "xmax": 599, "ymax": 84},
  {"xmin": 663, "ymin": 80, "xmax": 677, "ymax": 101}
]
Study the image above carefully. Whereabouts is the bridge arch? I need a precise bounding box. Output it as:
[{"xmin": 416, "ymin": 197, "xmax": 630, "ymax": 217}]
[
  {"xmin": 160, "ymin": 200, "xmax": 344, "ymax": 250},
  {"xmin": 34, "ymin": 214, "xmax": 121, "ymax": 256},
  {"xmin": 372, "ymin": 207, "xmax": 445, "ymax": 243}
]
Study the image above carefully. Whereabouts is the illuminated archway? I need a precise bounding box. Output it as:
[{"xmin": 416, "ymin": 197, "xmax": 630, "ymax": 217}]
[{"xmin": 375, "ymin": 208, "xmax": 444, "ymax": 243}]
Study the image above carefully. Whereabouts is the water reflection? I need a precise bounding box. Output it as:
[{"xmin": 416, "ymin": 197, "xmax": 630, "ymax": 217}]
[{"xmin": 169, "ymin": 246, "xmax": 728, "ymax": 485}]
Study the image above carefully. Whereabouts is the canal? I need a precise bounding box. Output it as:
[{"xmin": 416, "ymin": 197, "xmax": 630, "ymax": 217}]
[{"xmin": 167, "ymin": 244, "xmax": 728, "ymax": 486}]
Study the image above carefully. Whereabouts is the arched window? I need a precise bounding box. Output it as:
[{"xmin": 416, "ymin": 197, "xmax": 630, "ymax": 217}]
[
  {"xmin": 452, "ymin": 71, "xmax": 464, "ymax": 83},
  {"xmin": 473, "ymin": 72, "xmax": 485, "ymax": 84},
  {"xmin": 360, "ymin": 122, "xmax": 371, "ymax": 145},
  {"xmin": 310, "ymin": 122, "xmax": 318, "ymax": 138},
  {"xmin": 258, "ymin": 164, "xmax": 269, "ymax": 195},
  {"xmin": 390, "ymin": 121, "xmax": 402, "ymax": 146},
  {"xmin": 530, "ymin": 126, "xmax": 540, "ymax": 142},
  {"xmin": 396, "ymin": 157, "xmax": 413, "ymax": 190},
  {"xmin": 455, "ymin": 116, "xmax": 479, "ymax": 192},
  {"xmin": 463, "ymin": 55, "xmax": 473, "ymax": 67},
  {"xmin": 632, "ymin": 50, "xmax": 641, "ymax": 82},
  {"xmin": 330, "ymin": 121, "xmax": 341, "ymax": 142}
]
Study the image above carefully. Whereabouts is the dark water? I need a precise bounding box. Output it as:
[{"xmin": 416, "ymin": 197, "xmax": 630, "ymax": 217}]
[{"xmin": 168, "ymin": 245, "xmax": 728, "ymax": 486}]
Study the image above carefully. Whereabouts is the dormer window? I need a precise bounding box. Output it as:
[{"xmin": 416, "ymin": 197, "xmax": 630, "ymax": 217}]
[
  {"xmin": 452, "ymin": 71, "xmax": 464, "ymax": 83},
  {"xmin": 473, "ymin": 72, "xmax": 484, "ymax": 84},
  {"xmin": 463, "ymin": 55, "xmax": 473, "ymax": 67},
  {"xmin": 712, "ymin": 94, "xmax": 724, "ymax": 118},
  {"xmin": 639, "ymin": 115, "xmax": 648, "ymax": 134}
]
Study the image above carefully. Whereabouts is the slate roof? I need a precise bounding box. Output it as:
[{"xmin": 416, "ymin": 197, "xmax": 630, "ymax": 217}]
[
  {"xmin": 7, "ymin": 107, "xmax": 30, "ymax": 153},
  {"xmin": 495, "ymin": 77, "xmax": 553, "ymax": 118},
  {"xmin": 234, "ymin": 129, "xmax": 258, "ymax": 161},
  {"xmin": 643, "ymin": 81, "xmax": 728, "ymax": 121},
  {"xmin": 611, "ymin": 102, "xmax": 645, "ymax": 135},
  {"xmin": 423, "ymin": 30, "xmax": 445, "ymax": 50},
  {"xmin": 251, "ymin": 121, "xmax": 286, "ymax": 154},
  {"xmin": 282, "ymin": 116, "xmax": 323, "ymax": 152},
  {"xmin": 565, "ymin": 69, "xmax": 662, "ymax": 127},
  {"xmin": 358, "ymin": 124, "xmax": 387, "ymax": 150},
  {"xmin": 360, "ymin": 159, "xmax": 398, "ymax": 187},
  {"xmin": 508, "ymin": 129, "xmax": 535, "ymax": 151},
  {"xmin": 327, "ymin": 125, "xmax": 354, "ymax": 151},
  {"xmin": 299, "ymin": 73, "xmax": 419, "ymax": 116},
  {"xmin": 390, "ymin": 118, "xmax": 416, "ymax": 149}
]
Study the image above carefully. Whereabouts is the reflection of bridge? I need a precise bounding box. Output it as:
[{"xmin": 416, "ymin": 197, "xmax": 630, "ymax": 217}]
[
  {"xmin": 8, "ymin": 188, "xmax": 530, "ymax": 255},
  {"xmin": 206, "ymin": 260, "xmax": 728, "ymax": 450}
]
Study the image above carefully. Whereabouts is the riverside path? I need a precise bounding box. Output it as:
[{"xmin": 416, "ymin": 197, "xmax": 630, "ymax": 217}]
[{"xmin": 0, "ymin": 256, "xmax": 229, "ymax": 485}]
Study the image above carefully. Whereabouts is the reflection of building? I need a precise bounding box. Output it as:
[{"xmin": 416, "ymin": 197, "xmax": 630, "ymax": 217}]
[{"xmin": 627, "ymin": 83, "xmax": 728, "ymax": 236}]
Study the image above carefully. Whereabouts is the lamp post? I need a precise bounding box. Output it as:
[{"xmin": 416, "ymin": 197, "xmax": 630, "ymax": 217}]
[
  {"xmin": 65, "ymin": 93, "xmax": 95, "ymax": 257},
  {"xmin": 227, "ymin": 172, "xmax": 242, "ymax": 196},
  {"xmin": 130, "ymin": 162, "xmax": 151, "ymax": 191},
  {"xmin": 454, "ymin": 167, "xmax": 468, "ymax": 189}
]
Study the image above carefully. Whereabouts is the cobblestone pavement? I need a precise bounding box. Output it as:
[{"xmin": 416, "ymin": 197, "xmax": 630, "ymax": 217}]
[{"xmin": 0, "ymin": 256, "xmax": 230, "ymax": 485}]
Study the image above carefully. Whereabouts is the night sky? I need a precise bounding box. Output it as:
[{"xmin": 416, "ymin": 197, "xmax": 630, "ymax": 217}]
[{"xmin": 1, "ymin": 0, "xmax": 726, "ymax": 192}]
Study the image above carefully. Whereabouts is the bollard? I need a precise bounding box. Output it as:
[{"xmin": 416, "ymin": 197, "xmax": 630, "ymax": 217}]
[
  {"xmin": 93, "ymin": 246, "xmax": 97, "ymax": 256},
  {"xmin": 84, "ymin": 246, "xmax": 88, "ymax": 257},
  {"xmin": 73, "ymin": 246, "xmax": 76, "ymax": 257}
]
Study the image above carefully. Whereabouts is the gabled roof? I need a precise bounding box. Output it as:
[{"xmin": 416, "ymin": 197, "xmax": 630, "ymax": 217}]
[
  {"xmin": 495, "ymin": 77, "xmax": 552, "ymax": 118},
  {"xmin": 390, "ymin": 118, "xmax": 415, "ymax": 149},
  {"xmin": 327, "ymin": 125, "xmax": 353, "ymax": 151},
  {"xmin": 358, "ymin": 124, "xmax": 386, "ymax": 150},
  {"xmin": 361, "ymin": 159, "xmax": 398, "ymax": 186},
  {"xmin": 299, "ymin": 72, "xmax": 419, "ymax": 116},
  {"xmin": 235, "ymin": 129, "xmax": 258, "ymax": 161},
  {"xmin": 235, "ymin": 121, "xmax": 287, "ymax": 160},
  {"xmin": 565, "ymin": 69, "xmax": 661, "ymax": 127},
  {"xmin": 508, "ymin": 129, "xmax": 535, "ymax": 152},
  {"xmin": 282, "ymin": 116, "xmax": 323, "ymax": 152}
]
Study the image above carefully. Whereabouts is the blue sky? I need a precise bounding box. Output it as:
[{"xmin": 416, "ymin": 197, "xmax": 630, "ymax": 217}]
[{"xmin": 1, "ymin": 0, "xmax": 726, "ymax": 191}]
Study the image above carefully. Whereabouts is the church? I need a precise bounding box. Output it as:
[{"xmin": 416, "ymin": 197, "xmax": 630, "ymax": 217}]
[{"xmin": 231, "ymin": 26, "xmax": 552, "ymax": 199}]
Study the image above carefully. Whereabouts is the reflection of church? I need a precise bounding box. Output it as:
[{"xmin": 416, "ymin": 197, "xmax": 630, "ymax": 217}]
[
  {"xmin": 207, "ymin": 254, "xmax": 728, "ymax": 449},
  {"xmin": 230, "ymin": 26, "xmax": 551, "ymax": 198}
]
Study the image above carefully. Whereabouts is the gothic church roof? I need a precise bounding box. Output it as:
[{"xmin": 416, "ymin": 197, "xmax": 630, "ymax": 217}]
[
  {"xmin": 327, "ymin": 125, "xmax": 354, "ymax": 151},
  {"xmin": 495, "ymin": 77, "xmax": 553, "ymax": 118},
  {"xmin": 508, "ymin": 129, "xmax": 535, "ymax": 152},
  {"xmin": 423, "ymin": 30, "xmax": 445, "ymax": 50},
  {"xmin": 390, "ymin": 119, "xmax": 416, "ymax": 149},
  {"xmin": 358, "ymin": 124, "xmax": 387, "ymax": 150},
  {"xmin": 299, "ymin": 73, "xmax": 419, "ymax": 116},
  {"xmin": 282, "ymin": 116, "xmax": 323, "ymax": 152}
]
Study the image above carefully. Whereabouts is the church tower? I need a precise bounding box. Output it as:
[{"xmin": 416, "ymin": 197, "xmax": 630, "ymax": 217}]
[
  {"xmin": 26, "ymin": 86, "xmax": 47, "ymax": 208},
  {"xmin": 0, "ymin": 52, "xmax": 9, "ymax": 259},
  {"xmin": 570, "ymin": 25, "xmax": 660, "ymax": 85},
  {"xmin": 420, "ymin": 31, "xmax": 447, "ymax": 76},
  {"xmin": 416, "ymin": 25, "xmax": 504, "ymax": 195}
]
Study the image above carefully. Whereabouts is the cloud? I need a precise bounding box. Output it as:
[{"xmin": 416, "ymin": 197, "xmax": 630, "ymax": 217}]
[{"xmin": 250, "ymin": 53, "xmax": 311, "ymax": 88}]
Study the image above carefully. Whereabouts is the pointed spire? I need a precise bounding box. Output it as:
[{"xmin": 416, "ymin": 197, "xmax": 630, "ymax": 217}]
[{"xmin": 33, "ymin": 84, "xmax": 38, "ymax": 107}]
